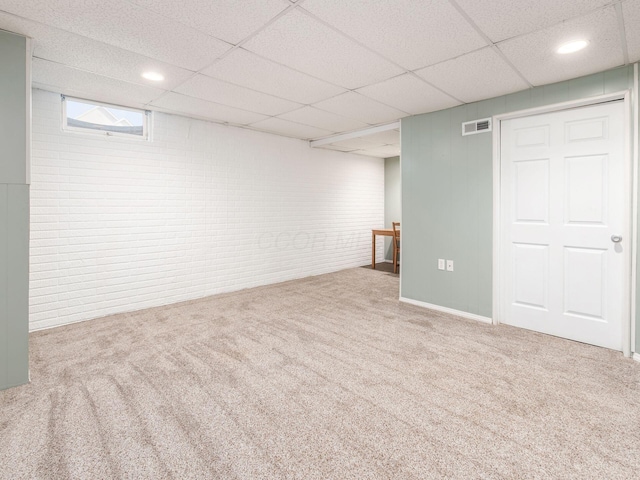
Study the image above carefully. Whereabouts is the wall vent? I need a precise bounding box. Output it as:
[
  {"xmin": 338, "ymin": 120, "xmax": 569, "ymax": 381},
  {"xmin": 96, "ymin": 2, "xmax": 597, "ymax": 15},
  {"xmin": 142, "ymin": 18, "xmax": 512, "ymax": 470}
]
[{"xmin": 462, "ymin": 118, "xmax": 492, "ymax": 136}]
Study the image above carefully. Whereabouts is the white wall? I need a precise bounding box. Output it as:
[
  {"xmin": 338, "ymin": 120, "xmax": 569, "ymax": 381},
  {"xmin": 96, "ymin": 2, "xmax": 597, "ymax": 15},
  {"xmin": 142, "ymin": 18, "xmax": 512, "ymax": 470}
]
[{"xmin": 30, "ymin": 89, "xmax": 384, "ymax": 330}]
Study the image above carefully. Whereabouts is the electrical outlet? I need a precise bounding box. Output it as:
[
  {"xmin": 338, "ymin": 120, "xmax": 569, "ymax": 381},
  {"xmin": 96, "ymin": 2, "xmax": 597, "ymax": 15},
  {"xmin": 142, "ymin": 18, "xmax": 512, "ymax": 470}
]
[
  {"xmin": 438, "ymin": 259, "xmax": 445, "ymax": 270},
  {"xmin": 446, "ymin": 260, "xmax": 454, "ymax": 272}
]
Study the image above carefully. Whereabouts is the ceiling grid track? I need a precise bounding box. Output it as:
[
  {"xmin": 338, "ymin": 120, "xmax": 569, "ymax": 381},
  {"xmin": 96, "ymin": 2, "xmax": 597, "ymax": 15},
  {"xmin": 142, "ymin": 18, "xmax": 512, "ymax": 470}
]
[
  {"xmin": 145, "ymin": 0, "xmax": 307, "ymax": 106},
  {"xmin": 296, "ymin": 6, "xmax": 465, "ymax": 105},
  {"xmin": 614, "ymin": 2, "xmax": 630, "ymax": 65},
  {"xmin": 446, "ymin": 0, "xmax": 534, "ymax": 89}
]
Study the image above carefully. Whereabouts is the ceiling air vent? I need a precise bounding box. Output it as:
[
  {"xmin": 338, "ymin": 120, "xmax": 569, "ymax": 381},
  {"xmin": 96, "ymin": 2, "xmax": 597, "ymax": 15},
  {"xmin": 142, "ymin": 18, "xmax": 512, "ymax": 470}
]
[{"xmin": 462, "ymin": 118, "xmax": 492, "ymax": 136}]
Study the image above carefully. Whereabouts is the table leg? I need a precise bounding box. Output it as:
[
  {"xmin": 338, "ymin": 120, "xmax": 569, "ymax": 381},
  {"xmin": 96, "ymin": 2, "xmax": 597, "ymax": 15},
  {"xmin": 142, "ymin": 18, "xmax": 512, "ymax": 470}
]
[{"xmin": 372, "ymin": 232, "xmax": 376, "ymax": 269}]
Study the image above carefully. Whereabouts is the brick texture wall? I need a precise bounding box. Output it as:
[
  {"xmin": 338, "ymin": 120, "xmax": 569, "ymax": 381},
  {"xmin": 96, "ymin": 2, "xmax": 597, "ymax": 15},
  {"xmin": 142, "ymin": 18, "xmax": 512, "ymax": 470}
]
[{"xmin": 30, "ymin": 89, "xmax": 385, "ymax": 330}]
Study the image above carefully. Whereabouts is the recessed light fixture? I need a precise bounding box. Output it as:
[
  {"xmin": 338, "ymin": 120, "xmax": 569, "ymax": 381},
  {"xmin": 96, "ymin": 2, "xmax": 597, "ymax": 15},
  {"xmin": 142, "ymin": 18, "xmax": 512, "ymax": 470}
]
[
  {"xmin": 142, "ymin": 71, "xmax": 165, "ymax": 82},
  {"xmin": 557, "ymin": 40, "xmax": 589, "ymax": 54}
]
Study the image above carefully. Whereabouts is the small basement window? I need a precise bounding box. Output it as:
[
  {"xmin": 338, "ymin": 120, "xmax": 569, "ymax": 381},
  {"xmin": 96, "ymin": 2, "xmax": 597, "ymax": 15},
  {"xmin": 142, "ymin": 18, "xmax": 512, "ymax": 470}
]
[{"xmin": 62, "ymin": 96, "xmax": 150, "ymax": 140}]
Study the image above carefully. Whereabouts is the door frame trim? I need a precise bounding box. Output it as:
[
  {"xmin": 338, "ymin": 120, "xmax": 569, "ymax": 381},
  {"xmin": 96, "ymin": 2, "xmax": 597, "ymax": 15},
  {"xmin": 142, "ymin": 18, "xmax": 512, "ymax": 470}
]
[{"xmin": 491, "ymin": 90, "xmax": 634, "ymax": 356}]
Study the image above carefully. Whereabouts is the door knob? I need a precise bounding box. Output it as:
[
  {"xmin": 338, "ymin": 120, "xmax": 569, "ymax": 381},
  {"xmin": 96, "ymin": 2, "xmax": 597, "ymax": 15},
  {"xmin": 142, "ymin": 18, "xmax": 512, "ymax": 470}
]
[{"xmin": 611, "ymin": 235, "xmax": 622, "ymax": 243}]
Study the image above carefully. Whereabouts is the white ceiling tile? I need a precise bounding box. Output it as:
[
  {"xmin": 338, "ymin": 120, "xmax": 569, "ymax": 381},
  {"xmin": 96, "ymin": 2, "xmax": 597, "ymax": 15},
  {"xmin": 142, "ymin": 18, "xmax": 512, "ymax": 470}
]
[
  {"xmin": 415, "ymin": 47, "xmax": 530, "ymax": 103},
  {"xmin": 32, "ymin": 58, "xmax": 166, "ymax": 106},
  {"xmin": 329, "ymin": 137, "xmax": 383, "ymax": 150},
  {"xmin": 317, "ymin": 144, "xmax": 357, "ymax": 153},
  {"xmin": 5, "ymin": 0, "xmax": 629, "ymax": 140},
  {"xmin": 312, "ymin": 92, "xmax": 407, "ymax": 125},
  {"xmin": 302, "ymin": 0, "xmax": 487, "ymax": 70},
  {"xmin": 0, "ymin": 12, "xmax": 193, "ymax": 91},
  {"xmin": 455, "ymin": 0, "xmax": 612, "ymax": 42},
  {"xmin": 0, "ymin": 0, "xmax": 231, "ymax": 70},
  {"xmin": 127, "ymin": 0, "xmax": 289, "ymax": 45},
  {"xmin": 150, "ymin": 93, "xmax": 268, "ymax": 125},
  {"xmin": 357, "ymin": 129, "xmax": 400, "ymax": 146},
  {"xmin": 498, "ymin": 7, "xmax": 624, "ymax": 86},
  {"xmin": 174, "ymin": 74, "xmax": 302, "ymax": 116},
  {"xmin": 242, "ymin": 9, "xmax": 403, "ymax": 89},
  {"xmin": 323, "ymin": 129, "xmax": 399, "ymax": 151},
  {"xmin": 623, "ymin": 0, "xmax": 640, "ymax": 63},
  {"xmin": 356, "ymin": 74, "xmax": 461, "ymax": 115},
  {"xmin": 352, "ymin": 145, "xmax": 401, "ymax": 158},
  {"xmin": 201, "ymin": 48, "xmax": 347, "ymax": 104},
  {"xmin": 278, "ymin": 106, "xmax": 368, "ymax": 133},
  {"xmin": 248, "ymin": 117, "xmax": 333, "ymax": 140}
]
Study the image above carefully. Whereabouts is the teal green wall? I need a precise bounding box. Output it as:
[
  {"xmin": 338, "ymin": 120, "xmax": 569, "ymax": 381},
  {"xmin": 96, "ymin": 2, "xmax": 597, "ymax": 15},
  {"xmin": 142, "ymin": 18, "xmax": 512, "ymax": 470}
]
[
  {"xmin": 0, "ymin": 30, "xmax": 30, "ymax": 390},
  {"xmin": 384, "ymin": 156, "xmax": 401, "ymax": 260},
  {"xmin": 401, "ymin": 65, "xmax": 636, "ymax": 334},
  {"xmin": 0, "ymin": 30, "xmax": 28, "ymax": 185}
]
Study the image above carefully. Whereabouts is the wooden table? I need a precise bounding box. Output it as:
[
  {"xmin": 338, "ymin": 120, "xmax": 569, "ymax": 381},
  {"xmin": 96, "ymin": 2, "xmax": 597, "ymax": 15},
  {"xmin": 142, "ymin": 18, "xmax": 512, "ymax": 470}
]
[{"xmin": 371, "ymin": 228, "xmax": 398, "ymax": 269}]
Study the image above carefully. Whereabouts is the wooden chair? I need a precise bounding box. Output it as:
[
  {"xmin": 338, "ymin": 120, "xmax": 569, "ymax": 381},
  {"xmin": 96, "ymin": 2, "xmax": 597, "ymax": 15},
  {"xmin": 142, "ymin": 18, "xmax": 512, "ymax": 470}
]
[{"xmin": 392, "ymin": 222, "xmax": 400, "ymax": 274}]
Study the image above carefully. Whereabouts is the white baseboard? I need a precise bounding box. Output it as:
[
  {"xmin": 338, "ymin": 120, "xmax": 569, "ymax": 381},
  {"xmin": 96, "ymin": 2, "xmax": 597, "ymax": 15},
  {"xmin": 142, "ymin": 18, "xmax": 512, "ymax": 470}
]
[
  {"xmin": 634, "ymin": 353, "xmax": 640, "ymax": 363},
  {"xmin": 399, "ymin": 297, "xmax": 493, "ymax": 324}
]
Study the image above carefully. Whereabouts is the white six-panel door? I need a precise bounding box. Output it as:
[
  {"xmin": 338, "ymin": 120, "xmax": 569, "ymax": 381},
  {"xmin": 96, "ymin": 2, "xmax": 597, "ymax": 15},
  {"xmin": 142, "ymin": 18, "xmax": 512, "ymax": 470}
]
[{"xmin": 500, "ymin": 101, "xmax": 626, "ymax": 350}]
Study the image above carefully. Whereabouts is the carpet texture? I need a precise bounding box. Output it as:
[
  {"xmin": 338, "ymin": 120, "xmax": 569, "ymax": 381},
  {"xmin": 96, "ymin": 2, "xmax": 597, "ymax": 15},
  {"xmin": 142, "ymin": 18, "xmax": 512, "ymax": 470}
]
[{"xmin": 1, "ymin": 267, "xmax": 639, "ymax": 479}]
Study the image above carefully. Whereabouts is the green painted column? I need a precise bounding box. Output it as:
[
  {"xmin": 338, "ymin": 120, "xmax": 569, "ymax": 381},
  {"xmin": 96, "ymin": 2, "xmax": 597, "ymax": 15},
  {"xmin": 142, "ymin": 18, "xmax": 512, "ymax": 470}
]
[
  {"xmin": 384, "ymin": 156, "xmax": 400, "ymax": 261},
  {"xmin": 0, "ymin": 30, "xmax": 30, "ymax": 390}
]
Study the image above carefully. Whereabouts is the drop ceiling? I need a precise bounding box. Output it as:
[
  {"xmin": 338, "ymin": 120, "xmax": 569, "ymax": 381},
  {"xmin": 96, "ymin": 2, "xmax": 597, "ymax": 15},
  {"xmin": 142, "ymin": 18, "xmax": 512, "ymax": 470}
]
[{"xmin": 0, "ymin": 0, "xmax": 637, "ymax": 158}]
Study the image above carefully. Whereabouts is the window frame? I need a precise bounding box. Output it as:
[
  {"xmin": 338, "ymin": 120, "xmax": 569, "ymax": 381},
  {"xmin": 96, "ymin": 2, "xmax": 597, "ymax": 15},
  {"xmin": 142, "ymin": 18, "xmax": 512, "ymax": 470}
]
[{"xmin": 61, "ymin": 95, "xmax": 151, "ymax": 141}]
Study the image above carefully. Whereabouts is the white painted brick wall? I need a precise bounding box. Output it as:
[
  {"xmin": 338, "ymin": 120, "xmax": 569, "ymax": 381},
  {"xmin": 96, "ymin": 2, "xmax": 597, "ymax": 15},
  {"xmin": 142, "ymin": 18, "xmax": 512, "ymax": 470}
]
[{"xmin": 29, "ymin": 89, "xmax": 386, "ymax": 330}]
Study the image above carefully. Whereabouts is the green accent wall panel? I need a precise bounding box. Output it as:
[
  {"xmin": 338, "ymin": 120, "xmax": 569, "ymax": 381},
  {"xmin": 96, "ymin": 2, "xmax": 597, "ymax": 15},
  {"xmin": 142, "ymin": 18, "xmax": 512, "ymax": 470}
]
[
  {"xmin": 505, "ymin": 89, "xmax": 533, "ymax": 113},
  {"xmin": 449, "ymin": 106, "xmax": 473, "ymax": 314},
  {"xmin": 0, "ymin": 31, "xmax": 27, "ymax": 185},
  {"xmin": 541, "ymin": 81, "xmax": 570, "ymax": 106},
  {"xmin": 6, "ymin": 185, "xmax": 29, "ymax": 387},
  {"xmin": 568, "ymin": 74, "xmax": 604, "ymax": 98},
  {"xmin": 474, "ymin": 130, "xmax": 494, "ymax": 318},
  {"xmin": 384, "ymin": 156, "xmax": 400, "ymax": 261},
  {"xmin": 0, "ymin": 30, "xmax": 29, "ymax": 390},
  {"xmin": 401, "ymin": 65, "xmax": 636, "ymax": 331},
  {"xmin": 604, "ymin": 67, "xmax": 631, "ymax": 93},
  {"xmin": 0, "ymin": 185, "xmax": 7, "ymax": 388}
]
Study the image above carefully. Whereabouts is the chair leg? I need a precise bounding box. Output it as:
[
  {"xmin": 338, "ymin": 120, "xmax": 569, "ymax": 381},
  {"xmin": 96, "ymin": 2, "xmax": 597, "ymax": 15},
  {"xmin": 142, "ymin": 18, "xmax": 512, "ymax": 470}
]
[{"xmin": 393, "ymin": 245, "xmax": 397, "ymax": 274}]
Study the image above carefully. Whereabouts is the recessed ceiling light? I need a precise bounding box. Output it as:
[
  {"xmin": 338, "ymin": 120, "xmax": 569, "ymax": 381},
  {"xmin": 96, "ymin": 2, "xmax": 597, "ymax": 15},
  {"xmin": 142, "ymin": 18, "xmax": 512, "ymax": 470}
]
[
  {"xmin": 557, "ymin": 40, "xmax": 589, "ymax": 54},
  {"xmin": 142, "ymin": 71, "xmax": 164, "ymax": 82}
]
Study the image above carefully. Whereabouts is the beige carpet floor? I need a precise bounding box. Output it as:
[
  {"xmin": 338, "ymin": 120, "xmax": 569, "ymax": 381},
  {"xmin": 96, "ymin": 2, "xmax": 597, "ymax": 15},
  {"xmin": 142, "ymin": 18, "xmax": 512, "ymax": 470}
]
[{"xmin": 1, "ymin": 267, "xmax": 639, "ymax": 479}]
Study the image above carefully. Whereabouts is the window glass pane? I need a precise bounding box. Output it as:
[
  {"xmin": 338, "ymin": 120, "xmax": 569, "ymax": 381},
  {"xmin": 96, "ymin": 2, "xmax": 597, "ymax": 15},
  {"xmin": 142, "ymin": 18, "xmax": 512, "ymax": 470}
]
[{"xmin": 65, "ymin": 98, "xmax": 145, "ymax": 137}]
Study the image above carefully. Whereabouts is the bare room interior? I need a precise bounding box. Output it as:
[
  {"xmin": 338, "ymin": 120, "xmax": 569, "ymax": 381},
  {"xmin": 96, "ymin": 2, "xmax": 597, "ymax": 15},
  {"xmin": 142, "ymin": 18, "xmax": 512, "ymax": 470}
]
[{"xmin": 1, "ymin": 0, "xmax": 639, "ymax": 478}]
